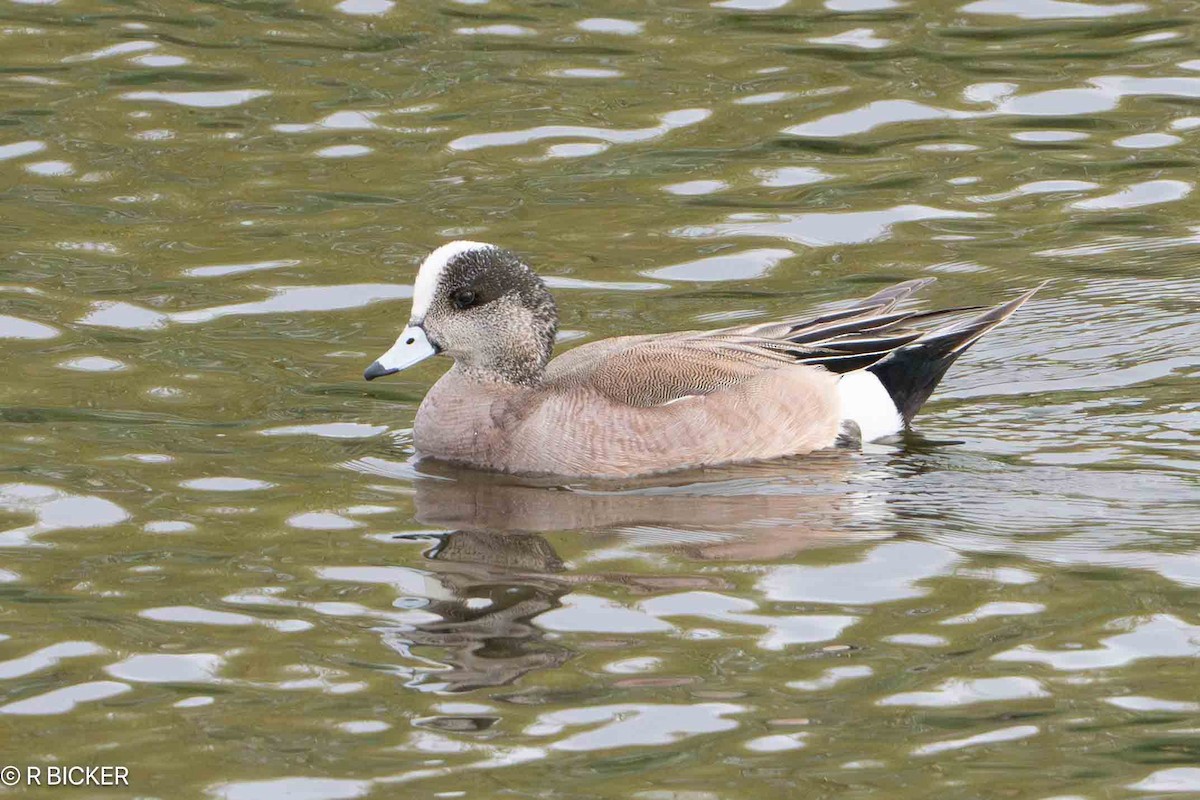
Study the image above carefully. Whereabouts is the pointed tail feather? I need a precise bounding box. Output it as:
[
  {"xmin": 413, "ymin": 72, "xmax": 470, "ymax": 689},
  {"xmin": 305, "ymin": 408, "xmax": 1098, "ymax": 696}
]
[
  {"xmin": 857, "ymin": 277, "xmax": 937, "ymax": 307},
  {"xmin": 866, "ymin": 282, "xmax": 1045, "ymax": 423}
]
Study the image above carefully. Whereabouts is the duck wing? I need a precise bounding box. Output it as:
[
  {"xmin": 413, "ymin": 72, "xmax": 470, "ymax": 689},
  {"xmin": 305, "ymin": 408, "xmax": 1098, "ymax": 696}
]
[{"xmin": 544, "ymin": 279, "xmax": 1038, "ymax": 409}]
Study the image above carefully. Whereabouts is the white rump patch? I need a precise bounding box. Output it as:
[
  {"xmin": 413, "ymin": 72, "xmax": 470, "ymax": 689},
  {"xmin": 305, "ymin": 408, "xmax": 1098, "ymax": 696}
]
[
  {"xmin": 837, "ymin": 371, "xmax": 902, "ymax": 442},
  {"xmin": 410, "ymin": 240, "xmax": 496, "ymax": 321}
]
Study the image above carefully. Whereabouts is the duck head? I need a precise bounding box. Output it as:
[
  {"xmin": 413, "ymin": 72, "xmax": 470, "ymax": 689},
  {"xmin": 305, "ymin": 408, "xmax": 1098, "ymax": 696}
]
[{"xmin": 364, "ymin": 241, "xmax": 558, "ymax": 386}]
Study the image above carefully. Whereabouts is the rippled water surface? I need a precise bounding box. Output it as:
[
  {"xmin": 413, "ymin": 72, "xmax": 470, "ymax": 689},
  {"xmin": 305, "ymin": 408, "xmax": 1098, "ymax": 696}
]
[{"xmin": 2, "ymin": 0, "xmax": 1199, "ymax": 797}]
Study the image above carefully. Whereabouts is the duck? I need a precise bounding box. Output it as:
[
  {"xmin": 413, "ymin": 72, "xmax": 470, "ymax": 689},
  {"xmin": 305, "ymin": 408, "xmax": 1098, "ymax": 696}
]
[{"xmin": 363, "ymin": 241, "xmax": 1040, "ymax": 479}]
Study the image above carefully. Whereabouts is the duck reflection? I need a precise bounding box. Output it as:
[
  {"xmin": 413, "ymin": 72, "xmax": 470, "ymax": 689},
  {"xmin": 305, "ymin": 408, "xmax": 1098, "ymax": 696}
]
[
  {"xmin": 355, "ymin": 452, "xmax": 895, "ymax": 691},
  {"xmin": 398, "ymin": 524, "xmax": 739, "ymax": 692},
  {"xmin": 405, "ymin": 450, "xmax": 892, "ymax": 560},
  {"xmin": 397, "ymin": 530, "xmax": 573, "ymax": 692}
]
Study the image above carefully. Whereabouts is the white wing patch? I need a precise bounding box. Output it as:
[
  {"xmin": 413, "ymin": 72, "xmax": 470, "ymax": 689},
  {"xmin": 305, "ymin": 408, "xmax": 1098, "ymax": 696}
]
[
  {"xmin": 410, "ymin": 240, "xmax": 495, "ymax": 322},
  {"xmin": 659, "ymin": 394, "xmax": 701, "ymax": 407},
  {"xmin": 837, "ymin": 371, "xmax": 902, "ymax": 442}
]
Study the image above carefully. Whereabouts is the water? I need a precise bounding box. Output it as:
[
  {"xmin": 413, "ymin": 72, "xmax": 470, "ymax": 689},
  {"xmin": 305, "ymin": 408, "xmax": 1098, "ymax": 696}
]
[{"xmin": 1, "ymin": 0, "xmax": 1198, "ymax": 797}]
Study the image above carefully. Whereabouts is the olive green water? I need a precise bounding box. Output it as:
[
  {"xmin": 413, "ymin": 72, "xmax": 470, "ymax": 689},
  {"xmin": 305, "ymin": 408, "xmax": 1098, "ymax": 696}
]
[{"xmin": 2, "ymin": 0, "xmax": 1199, "ymax": 797}]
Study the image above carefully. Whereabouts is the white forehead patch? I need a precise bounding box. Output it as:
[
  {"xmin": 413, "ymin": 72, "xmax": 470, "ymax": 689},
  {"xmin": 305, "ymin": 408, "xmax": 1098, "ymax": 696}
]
[{"xmin": 410, "ymin": 240, "xmax": 496, "ymax": 321}]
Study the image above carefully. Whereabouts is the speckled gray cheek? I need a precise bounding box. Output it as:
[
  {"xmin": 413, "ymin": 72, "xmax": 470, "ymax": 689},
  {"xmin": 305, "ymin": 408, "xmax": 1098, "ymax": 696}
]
[
  {"xmin": 456, "ymin": 294, "xmax": 557, "ymax": 385},
  {"xmin": 418, "ymin": 250, "xmax": 559, "ymax": 386}
]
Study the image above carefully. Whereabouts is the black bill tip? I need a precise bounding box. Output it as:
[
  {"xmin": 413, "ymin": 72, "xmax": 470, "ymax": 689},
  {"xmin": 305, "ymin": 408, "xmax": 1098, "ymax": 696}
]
[{"xmin": 363, "ymin": 361, "xmax": 395, "ymax": 382}]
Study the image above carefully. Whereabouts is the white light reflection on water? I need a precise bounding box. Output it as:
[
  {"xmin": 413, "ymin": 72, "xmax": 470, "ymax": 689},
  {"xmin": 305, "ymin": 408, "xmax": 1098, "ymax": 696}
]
[{"xmin": 0, "ymin": 485, "xmax": 129, "ymax": 547}]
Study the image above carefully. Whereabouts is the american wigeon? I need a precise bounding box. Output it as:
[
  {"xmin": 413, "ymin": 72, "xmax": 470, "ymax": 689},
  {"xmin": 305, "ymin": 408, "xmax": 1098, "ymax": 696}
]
[{"xmin": 364, "ymin": 241, "xmax": 1039, "ymax": 478}]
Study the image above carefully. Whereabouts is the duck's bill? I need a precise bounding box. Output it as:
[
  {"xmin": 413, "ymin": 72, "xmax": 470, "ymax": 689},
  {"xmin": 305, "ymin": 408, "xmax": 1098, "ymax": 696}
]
[{"xmin": 364, "ymin": 325, "xmax": 438, "ymax": 381}]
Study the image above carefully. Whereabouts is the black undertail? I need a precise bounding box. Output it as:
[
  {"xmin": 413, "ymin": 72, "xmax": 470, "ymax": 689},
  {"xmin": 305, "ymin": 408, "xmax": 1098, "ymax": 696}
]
[
  {"xmin": 721, "ymin": 277, "xmax": 1043, "ymax": 423},
  {"xmin": 744, "ymin": 278, "xmax": 1046, "ymax": 422},
  {"xmin": 866, "ymin": 284, "xmax": 1043, "ymax": 423}
]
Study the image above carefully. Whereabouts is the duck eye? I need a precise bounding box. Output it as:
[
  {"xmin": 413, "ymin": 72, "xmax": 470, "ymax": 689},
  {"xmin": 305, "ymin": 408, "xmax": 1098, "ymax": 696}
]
[{"xmin": 451, "ymin": 289, "xmax": 477, "ymax": 310}]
